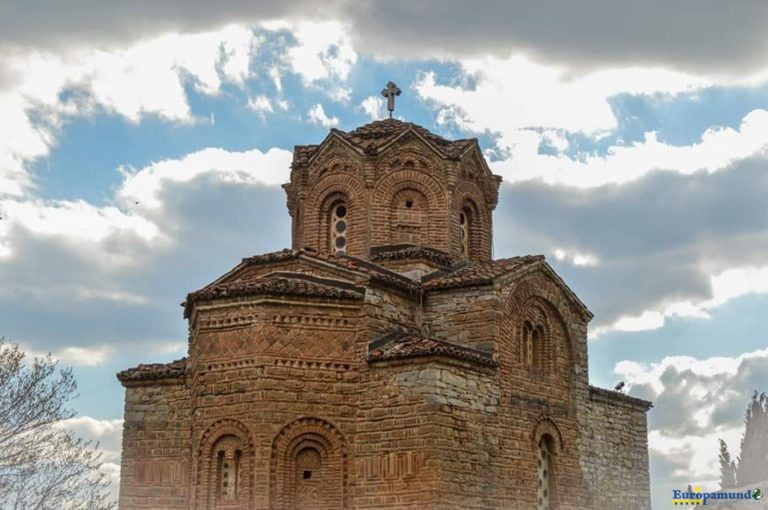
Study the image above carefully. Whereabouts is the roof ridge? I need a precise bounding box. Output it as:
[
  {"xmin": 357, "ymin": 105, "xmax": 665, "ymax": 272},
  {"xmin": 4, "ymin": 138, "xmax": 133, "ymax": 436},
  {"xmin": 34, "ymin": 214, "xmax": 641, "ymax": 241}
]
[
  {"xmin": 367, "ymin": 330, "xmax": 497, "ymax": 367},
  {"xmin": 117, "ymin": 357, "xmax": 188, "ymax": 383},
  {"xmin": 184, "ymin": 271, "xmax": 365, "ymax": 317}
]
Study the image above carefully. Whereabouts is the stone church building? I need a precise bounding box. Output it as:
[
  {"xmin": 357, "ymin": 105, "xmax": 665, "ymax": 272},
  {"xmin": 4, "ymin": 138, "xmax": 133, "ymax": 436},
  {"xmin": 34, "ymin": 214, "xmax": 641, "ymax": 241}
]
[{"xmin": 118, "ymin": 116, "xmax": 652, "ymax": 509}]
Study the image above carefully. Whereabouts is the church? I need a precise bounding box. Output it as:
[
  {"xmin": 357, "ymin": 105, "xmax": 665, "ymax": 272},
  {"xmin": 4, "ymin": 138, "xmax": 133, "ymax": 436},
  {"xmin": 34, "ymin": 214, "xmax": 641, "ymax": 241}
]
[{"xmin": 117, "ymin": 85, "xmax": 652, "ymax": 509}]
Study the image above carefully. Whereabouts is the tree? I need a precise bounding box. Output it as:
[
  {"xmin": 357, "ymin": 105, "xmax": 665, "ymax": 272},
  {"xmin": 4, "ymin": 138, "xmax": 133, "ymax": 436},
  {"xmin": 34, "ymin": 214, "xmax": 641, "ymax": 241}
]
[
  {"xmin": 718, "ymin": 391, "xmax": 768, "ymax": 489},
  {"xmin": 735, "ymin": 391, "xmax": 768, "ymax": 486},
  {"xmin": 718, "ymin": 439, "xmax": 737, "ymax": 489},
  {"xmin": 0, "ymin": 337, "xmax": 115, "ymax": 509}
]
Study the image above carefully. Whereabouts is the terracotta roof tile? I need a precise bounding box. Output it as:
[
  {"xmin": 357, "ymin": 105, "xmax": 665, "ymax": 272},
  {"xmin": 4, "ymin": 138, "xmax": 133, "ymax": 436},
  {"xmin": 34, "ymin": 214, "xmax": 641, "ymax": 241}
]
[
  {"xmin": 305, "ymin": 250, "xmax": 421, "ymax": 292},
  {"xmin": 117, "ymin": 357, "xmax": 187, "ymax": 383},
  {"xmin": 370, "ymin": 244, "xmax": 457, "ymax": 269},
  {"xmin": 185, "ymin": 274, "xmax": 365, "ymax": 315},
  {"xmin": 186, "ymin": 250, "xmax": 557, "ymax": 315},
  {"xmin": 293, "ymin": 144, "xmax": 320, "ymax": 165},
  {"xmin": 368, "ymin": 331, "xmax": 497, "ymax": 367},
  {"xmin": 422, "ymin": 255, "xmax": 544, "ymax": 290},
  {"xmin": 237, "ymin": 248, "xmax": 419, "ymax": 292},
  {"xmin": 332, "ymin": 119, "xmax": 475, "ymax": 159}
]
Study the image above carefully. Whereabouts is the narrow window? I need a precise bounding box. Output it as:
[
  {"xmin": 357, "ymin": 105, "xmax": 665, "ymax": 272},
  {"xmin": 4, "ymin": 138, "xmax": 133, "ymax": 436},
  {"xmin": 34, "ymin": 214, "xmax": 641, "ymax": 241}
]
[
  {"xmin": 531, "ymin": 328, "xmax": 541, "ymax": 370},
  {"xmin": 537, "ymin": 438, "xmax": 553, "ymax": 509},
  {"xmin": 523, "ymin": 321, "xmax": 534, "ymax": 367},
  {"xmin": 329, "ymin": 202, "xmax": 348, "ymax": 255},
  {"xmin": 459, "ymin": 211, "xmax": 469, "ymax": 258},
  {"xmin": 215, "ymin": 445, "xmax": 241, "ymax": 500}
]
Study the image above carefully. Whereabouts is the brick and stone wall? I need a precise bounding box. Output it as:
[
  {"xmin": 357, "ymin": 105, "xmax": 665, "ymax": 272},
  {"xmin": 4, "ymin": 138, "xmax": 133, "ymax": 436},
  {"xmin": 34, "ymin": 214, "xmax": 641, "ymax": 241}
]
[
  {"xmin": 118, "ymin": 117, "xmax": 651, "ymax": 510},
  {"xmin": 286, "ymin": 120, "xmax": 500, "ymax": 261},
  {"xmin": 119, "ymin": 379, "xmax": 191, "ymax": 509},
  {"xmin": 579, "ymin": 387, "xmax": 652, "ymax": 509}
]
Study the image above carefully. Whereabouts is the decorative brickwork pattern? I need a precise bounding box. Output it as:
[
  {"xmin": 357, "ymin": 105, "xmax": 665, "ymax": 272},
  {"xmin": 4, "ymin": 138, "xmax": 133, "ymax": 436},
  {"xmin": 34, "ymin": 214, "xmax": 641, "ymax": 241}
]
[
  {"xmin": 118, "ymin": 118, "xmax": 651, "ymax": 510},
  {"xmin": 196, "ymin": 419, "xmax": 254, "ymax": 510},
  {"xmin": 285, "ymin": 119, "xmax": 499, "ymax": 260},
  {"xmin": 270, "ymin": 418, "xmax": 348, "ymax": 510}
]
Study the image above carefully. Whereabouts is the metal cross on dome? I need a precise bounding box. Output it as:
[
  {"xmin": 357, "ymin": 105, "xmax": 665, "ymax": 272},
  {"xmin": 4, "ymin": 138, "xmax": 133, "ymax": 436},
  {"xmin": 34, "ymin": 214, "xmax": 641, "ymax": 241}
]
[{"xmin": 381, "ymin": 81, "xmax": 401, "ymax": 118}]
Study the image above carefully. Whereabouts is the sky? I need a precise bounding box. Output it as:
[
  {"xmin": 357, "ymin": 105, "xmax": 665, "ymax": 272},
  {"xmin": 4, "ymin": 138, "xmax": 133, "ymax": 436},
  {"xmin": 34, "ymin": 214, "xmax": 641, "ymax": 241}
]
[{"xmin": 0, "ymin": 2, "xmax": 767, "ymax": 508}]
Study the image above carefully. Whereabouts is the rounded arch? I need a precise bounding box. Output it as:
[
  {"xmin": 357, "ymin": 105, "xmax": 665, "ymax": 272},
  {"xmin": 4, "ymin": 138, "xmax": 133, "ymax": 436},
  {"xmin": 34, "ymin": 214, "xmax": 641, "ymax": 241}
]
[
  {"xmin": 270, "ymin": 417, "xmax": 348, "ymax": 510},
  {"xmin": 376, "ymin": 148, "xmax": 441, "ymax": 181},
  {"xmin": 307, "ymin": 155, "xmax": 358, "ymax": 190},
  {"xmin": 303, "ymin": 173, "xmax": 366, "ymax": 257},
  {"xmin": 531, "ymin": 417, "xmax": 564, "ymax": 455},
  {"xmin": 532, "ymin": 418, "xmax": 562, "ymax": 510},
  {"xmin": 371, "ymin": 169, "xmax": 448, "ymax": 249},
  {"xmin": 501, "ymin": 276, "xmax": 577, "ymax": 383},
  {"xmin": 452, "ymin": 181, "xmax": 492, "ymax": 260},
  {"xmin": 196, "ymin": 419, "xmax": 254, "ymax": 510}
]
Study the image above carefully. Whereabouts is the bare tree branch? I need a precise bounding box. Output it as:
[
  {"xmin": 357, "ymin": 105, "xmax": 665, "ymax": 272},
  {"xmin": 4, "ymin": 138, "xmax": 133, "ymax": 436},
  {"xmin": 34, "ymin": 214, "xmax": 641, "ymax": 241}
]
[{"xmin": 0, "ymin": 337, "xmax": 115, "ymax": 510}]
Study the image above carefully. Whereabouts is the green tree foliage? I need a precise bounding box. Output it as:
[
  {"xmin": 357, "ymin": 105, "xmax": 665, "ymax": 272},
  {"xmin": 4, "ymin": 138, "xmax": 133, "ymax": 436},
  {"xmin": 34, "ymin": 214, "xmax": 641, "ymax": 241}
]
[
  {"xmin": 735, "ymin": 392, "xmax": 768, "ymax": 485},
  {"xmin": 719, "ymin": 391, "xmax": 768, "ymax": 488},
  {"xmin": 718, "ymin": 439, "xmax": 737, "ymax": 489},
  {"xmin": 0, "ymin": 337, "xmax": 115, "ymax": 509}
]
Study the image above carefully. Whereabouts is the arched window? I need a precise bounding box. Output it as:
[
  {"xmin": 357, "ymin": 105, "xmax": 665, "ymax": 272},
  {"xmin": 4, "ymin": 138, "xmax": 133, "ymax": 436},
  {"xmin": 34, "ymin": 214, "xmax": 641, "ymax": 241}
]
[
  {"xmin": 329, "ymin": 202, "xmax": 348, "ymax": 255},
  {"xmin": 537, "ymin": 436, "xmax": 554, "ymax": 509},
  {"xmin": 295, "ymin": 447, "xmax": 322, "ymax": 507},
  {"xmin": 523, "ymin": 321, "xmax": 534, "ymax": 367},
  {"xmin": 212, "ymin": 435, "xmax": 242, "ymax": 503},
  {"xmin": 459, "ymin": 209, "xmax": 470, "ymax": 259},
  {"xmin": 522, "ymin": 319, "xmax": 546, "ymax": 372}
]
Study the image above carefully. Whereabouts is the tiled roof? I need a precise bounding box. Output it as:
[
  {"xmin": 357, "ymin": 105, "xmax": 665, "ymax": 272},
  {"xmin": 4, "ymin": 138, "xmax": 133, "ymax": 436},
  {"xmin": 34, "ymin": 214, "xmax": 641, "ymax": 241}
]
[
  {"xmin": 292, "ymin": 119, "xmax": 476, "ymax": 163},
  {"xmin": 241, "ymin": 249, "xmax": 299, "ymax": 265},
  {"xmin": 422, "ymin": 255, "xmax": 544, "ymax": 290},
  {"xmin": 368, "ymin": 331, "xmax": 497, "ymax": 367},
  {"xmin": 306, "ymin": 250, "xmax": 421, "ymax": 292},
  {"xmin": 186, "ymin": 274, "xmax": 365, "ymax": 315},
  {"xmin": 240, "ymin": 248, "xmax": 419, "ymax": 293},
  {"xmin": 293, "ymin": 144, "xmax": 320, "ymax": 165},
  {"xmin": 117, "ymin": 357, "xmax": 187, "ymax": 383},
  {"xmin": 370, "ymin": 244, "xmax": 457, "ymax": 269},
  {"xmin": 186, "ymin": 250, "xmax": 591, "ymax": 318},
  {"xmin": 184, "ymin": 249, "xmax": 421, "ymax": 317},
  {"xmin": 333, "ymin": 119, "xmax": 475, "ymax": 159}
]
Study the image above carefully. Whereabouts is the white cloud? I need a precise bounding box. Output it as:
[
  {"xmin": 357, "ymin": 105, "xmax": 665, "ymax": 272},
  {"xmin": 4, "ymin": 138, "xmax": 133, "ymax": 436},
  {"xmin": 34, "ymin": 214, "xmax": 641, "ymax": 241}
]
[
  {"xmin": 0, "ymin": 90, "xmax": 56, "ymax": 198},
  {"xmin": 416, "ymin": 59, "xmax": 709, "ymax": 136},
  {"xmin": 22, "ymin": 344, "xmax": 115, "ymax": 367},
  {"xmin": 553, "ymin": 248, "xmax": 598, "ymax": 267},
  {"xmin": 0, "ymin": 198, "xmax": 160, "ymax": 261},
  {"xmin": 360, "ymin": 95, "xmax": 383, "ymax": 121},
  {"xmin": 247, "ymin": 95, "xmax": 273, "ymax": 113},
  {"xmin": 80, "ymin": 24, "xmax": 257, "ymax": 119},
  {"xmin": 649, "ymin": 427, "xmax": 744, "ymax": 490},
  {"xmin": 307, "ymin": 103, "xmax": 339, "ymax": 127},
  {"xmin": 59, "ymin": 416, "xmax": 123, "ymax": 442},
  {"xmin": 615, "ymin": 348, "xmax": 768, "ymax": 500},
  {"xmin": 0, "ymin": 142, "xmax": 292, "ymax": 357},
  {"xmin": 117, "ymin": 147, "xmax": 292, "ymax": 209},
  {"xmin": 594, "ymin": 265, "xmax": 768, "ymax": 337},
  {"xmin": 417, "ymin": 60, "xmax": 768, "ymax": 189},
  {"xmin": 284, "ymin": 21, "xmax": 357, "ymax": 85},
  {"xmin": 494, "ymin": 110, "xmax": 768, "ymax": 188},
  {"xmin": 0, "ymin": 24, "xmax": 260, "ymax": 201},
  {"xmin": 58, "ymin": 416, "xmax": 123, "ymax": 502},
  {"xmin": 56, "ymin": 345, "xmax": 114, "ymax": 366}
]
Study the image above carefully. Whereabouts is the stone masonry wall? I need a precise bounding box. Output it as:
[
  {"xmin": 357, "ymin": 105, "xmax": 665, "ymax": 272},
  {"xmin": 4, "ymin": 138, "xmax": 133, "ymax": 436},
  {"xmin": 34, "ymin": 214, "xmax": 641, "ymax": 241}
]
[
  {"xmin": 119, "ymin": 380, "xmax": 191, "ymax": 510},
  {"xmin": 579, "ymin": 388, "xmax": 652, "ymax": 510}
]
